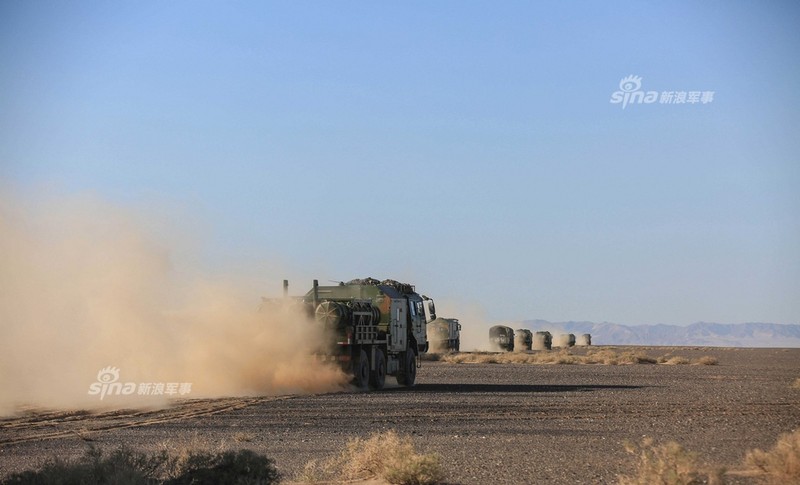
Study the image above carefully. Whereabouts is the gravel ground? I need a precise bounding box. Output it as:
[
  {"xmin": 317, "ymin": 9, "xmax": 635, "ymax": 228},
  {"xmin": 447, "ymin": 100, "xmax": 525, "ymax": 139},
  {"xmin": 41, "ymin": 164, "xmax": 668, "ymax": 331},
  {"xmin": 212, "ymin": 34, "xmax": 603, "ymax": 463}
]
[{"xmin": 1, "ymin": 346, "xmax": 798, "ymax": 484}]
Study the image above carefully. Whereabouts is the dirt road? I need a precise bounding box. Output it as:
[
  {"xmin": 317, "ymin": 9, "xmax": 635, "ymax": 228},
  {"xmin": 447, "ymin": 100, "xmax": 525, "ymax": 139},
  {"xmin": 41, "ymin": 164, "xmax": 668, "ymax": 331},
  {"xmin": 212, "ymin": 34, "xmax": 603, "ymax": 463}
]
[{"xmin": 1, "ymin": 347, "xmax": 798, "ymax": 483}]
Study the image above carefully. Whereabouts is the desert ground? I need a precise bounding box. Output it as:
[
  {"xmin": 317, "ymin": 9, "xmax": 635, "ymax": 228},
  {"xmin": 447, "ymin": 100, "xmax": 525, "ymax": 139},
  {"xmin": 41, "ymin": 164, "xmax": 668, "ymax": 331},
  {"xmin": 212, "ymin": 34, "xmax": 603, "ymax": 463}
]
[{"xmin": 1, "ymin": 346, "xmax": 798, "ymax": 484}]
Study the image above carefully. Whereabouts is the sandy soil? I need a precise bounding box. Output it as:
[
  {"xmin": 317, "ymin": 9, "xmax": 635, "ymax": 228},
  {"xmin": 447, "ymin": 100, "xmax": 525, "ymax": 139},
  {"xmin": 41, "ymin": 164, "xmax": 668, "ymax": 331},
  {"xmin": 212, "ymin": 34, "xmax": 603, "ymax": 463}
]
[{"xmin": 1, "ymin": 346, "xmax": 798, "ymax": 484}]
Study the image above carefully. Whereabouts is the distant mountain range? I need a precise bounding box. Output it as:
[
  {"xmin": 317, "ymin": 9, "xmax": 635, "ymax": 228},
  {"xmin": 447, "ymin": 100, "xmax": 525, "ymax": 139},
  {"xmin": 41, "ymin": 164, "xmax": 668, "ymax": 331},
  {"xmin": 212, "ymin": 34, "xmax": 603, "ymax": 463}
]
[{"xmin": 519, "ymin": 320, "xmax": 800, "ymax": 348}]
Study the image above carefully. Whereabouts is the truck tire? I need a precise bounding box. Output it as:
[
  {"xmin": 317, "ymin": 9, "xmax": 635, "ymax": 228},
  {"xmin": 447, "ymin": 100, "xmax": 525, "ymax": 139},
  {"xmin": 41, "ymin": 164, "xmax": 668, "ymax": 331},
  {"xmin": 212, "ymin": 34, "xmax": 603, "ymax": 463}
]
[
  {"xmin": 397, "ymin": 348, "xmax": 417, "ymax": 387},
  {"xmin": 353, "ymin": 349, "xmax": 369, "ymax": 390},
  {"xmin": 369, "ymin": 349, "xmax": 386, "ymax": 390}
]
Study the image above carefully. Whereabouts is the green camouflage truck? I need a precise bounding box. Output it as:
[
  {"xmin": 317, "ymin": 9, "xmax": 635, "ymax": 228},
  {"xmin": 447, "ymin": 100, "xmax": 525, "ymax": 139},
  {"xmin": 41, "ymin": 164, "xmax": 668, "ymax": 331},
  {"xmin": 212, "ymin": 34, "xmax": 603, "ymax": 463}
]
[
  {"xmin": 283, "ymin": 277, "xmax": 435, "ymax": 390},
  {"xmin": 489, "ymin": 325, "xmax": 515, "ymax": 352}
]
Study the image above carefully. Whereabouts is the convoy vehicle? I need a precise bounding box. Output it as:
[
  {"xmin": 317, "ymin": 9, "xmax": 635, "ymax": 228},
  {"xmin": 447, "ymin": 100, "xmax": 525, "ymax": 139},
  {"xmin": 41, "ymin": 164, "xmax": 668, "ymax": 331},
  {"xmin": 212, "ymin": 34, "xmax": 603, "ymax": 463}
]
[
  {"xmin": 533, "ymin": 331, "xmax": 553, "ymax": 350},
  {"xmin": 427, "ymin": 318, "xmax": 461, "ymax": 352},
  {"xmin": 514, "ymin": 329, "xmax": 533, "ymax": 351},
  {"xmin": 279, "ymin": 278, "xmax": 435, "ymax": 390},
  {"xmin": 555, "ymin": 333, "xmax": 576, "ymax": 347},
  {"xmin": 489, "ymin": 325, "xmax": 514, "ymax": 352}
]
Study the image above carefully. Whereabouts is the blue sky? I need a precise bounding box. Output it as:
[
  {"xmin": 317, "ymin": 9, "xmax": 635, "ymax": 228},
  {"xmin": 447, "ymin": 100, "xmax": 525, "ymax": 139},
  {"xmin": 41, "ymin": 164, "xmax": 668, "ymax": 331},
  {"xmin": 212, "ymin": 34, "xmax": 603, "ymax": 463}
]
[{"xmin": 1, "ymin": 1, "xmax": 798, "ymax": 324}]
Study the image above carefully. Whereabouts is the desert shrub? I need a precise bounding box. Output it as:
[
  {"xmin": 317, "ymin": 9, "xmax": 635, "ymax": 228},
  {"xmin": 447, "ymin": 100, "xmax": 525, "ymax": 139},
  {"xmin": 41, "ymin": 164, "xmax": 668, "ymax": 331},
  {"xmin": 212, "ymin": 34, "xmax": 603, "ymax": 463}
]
[
  {"xmin": 166, "ymin": 449, "xmax": 278, "ymax": 485},
  {"xmin": 383, "ymin": 452, "xmax": 442, "ymax": 485},
  {"xmin": 531, "ymin": 349, "xmax": 576, "ymax": 364},
  {"xmin": 618, "ymin": 351, "xmax": 657, "ymax": 365},
  {"xmin": 744, "ymin": 429, "xmax": 800, "ymax": 485},
  {"xmin": 296, "ymin": 459, "xmax": 327, "ymax": 483},
  {"xmin": 587, "ymin": 350, "xmax": 658, "ymax": 365},
  {"xmin": 693, "ymin": 356, "xmax": 719, "ymax": 366},
  {"xmin": 618, "ymin": 438, "xmax": 724, "ymax": 485},
  {"xmin": 2, "ymin": 446, "xmax": 167, "ymax": 485},
  {"xmin": 1, "ymin": 446, "xmax": 279, "ymax": 485},
  {"xmin": 588, "ymin": 349, "xmax": 624, "ymax": 365},
  {"xmin": 665, "ymin": 356, "xmax": 690, "ymax": 365},
  {"xmin": 507, "ymin": 350, "xmax": 575, "ymax": 365},
  {"xmin": 299, "ymin": 430, "xmax": 443, "ymax": 485},
  {"xmin": 491, "ymin": 353, "xmax": 529, "ymax": 364},
  {"xmin": 233, "ymin": 432, "xmax": 256, "ymax": 443},
  {"xmin": 440, "ymin": 352, "xmax": 499, "ymax": 364}
]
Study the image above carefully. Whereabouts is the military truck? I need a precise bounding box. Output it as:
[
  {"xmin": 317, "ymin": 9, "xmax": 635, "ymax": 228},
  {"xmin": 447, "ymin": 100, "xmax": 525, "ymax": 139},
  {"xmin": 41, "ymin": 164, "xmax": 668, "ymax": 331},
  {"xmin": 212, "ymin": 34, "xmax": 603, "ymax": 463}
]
[
  {"xmin": 555, "ymin": 333, "xmax": 576, "ymax": 348},
  {"xmin": 577, "ymin": 333, "xmax": 592, "ymax": 346},
  {"xmin": 489, "ymin": 325, "xmax": 514, "ymax": 352},
  {"xmin": 427, "ymin": 317, "xmax": 461, "ymax": 352},
  {"xmin": 514, "ymin": 329, "xmax": 533, "ymax": 351},
  {"xmin": 280, "ymin": 278, "xmax": 435, "ymax": 390},
  {"xmin": 533, "ymin": 331, "xmax": 553, "ymax": 350}
]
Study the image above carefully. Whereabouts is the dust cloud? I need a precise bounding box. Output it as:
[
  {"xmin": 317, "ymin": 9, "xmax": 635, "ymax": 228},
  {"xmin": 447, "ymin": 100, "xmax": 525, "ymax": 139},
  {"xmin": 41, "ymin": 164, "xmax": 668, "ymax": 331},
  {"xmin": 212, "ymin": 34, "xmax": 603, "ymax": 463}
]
[
  {"xmin": 0, "ymin": 191, "xmax": 347, "ymax": 415},
  {"xmin": 427, "ymin": 339, "xmax": 449, "ymax": 354},
  {"xmin": 433, "ymin": 299, "xmax": 518, "ymax": 352}
]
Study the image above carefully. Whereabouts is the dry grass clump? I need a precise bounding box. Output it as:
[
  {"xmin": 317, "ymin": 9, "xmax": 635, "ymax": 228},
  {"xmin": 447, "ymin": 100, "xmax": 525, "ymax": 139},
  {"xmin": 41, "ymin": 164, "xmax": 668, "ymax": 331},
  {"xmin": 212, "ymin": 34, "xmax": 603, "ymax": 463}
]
[
  {"xmin": 586, "ymin": 349, "xmax": 627, "ymax": 365},
  {"xmin": 532, "ymin": 350, "xmax": 579, "ymax": 365},
  {"xmin": 744, "ymin": 429, "xmax": 800, "ymax": 484},
  {"xmin": 615, "ymin": 351, "xmax": 658, "ymax": 365},
  {"xmin": 619, "ymin": 430, "xmax": 800, "ymax": 484},
  {"xmin": 0, "ymin": 445, "xmax": 280, "ymax": 484},
  {"xmin": 656, "ymin": 355, "xmax": 718, "ymax": 366},
  {"xmin": 583, "ymin": 350, "xmax": 657, "ymax": 365},
  {"xmin": 693, "ymin": 356, "xmax": 719, "ymax": 366},
  {"xmin": 618, "ymin": 438, "xmax": 724, "ymax": 485},
  {"xmin": 793, "ymin": 378, "xmax": 800, "ymax": 390},
  {"xmin": 157, "ymin": 432, "xmax": 226, "ymax": 477},
  {"xmin": 439, "ymin": 352, "xmax": 499, "ymax": 364},
  {"xmin": 664, "ymin": 356, "xmax": 691, "ymax": 365},
  {"xmin": 503, "ymin": 350, "xmax": 574, "ymax": 364},
  {"xmin": 501, "ymin": 350, "xmax": 577, "ymax": 365},
  {"xmin": 298, "ymin": 430, "xmax": 443, "ymax": 485},
  {"xmin": 233, "ymin": 432, "xmax": 256, "ymax": 443}
]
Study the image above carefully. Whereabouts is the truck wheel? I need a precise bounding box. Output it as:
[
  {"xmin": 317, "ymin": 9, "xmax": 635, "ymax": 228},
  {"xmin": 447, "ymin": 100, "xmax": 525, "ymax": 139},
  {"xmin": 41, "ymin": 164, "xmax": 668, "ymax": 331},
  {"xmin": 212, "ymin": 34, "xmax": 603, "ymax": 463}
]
[
  {"xmin": 397, "ymin": 348, "xmax": 417, "ymax": 387},
  {"xmin": 353, "ymin": 349, "xmax": 369, "ymax": 390},
  {"xmin": 369, "ymin": 349, "xmax": 386, "ymax": 390}
]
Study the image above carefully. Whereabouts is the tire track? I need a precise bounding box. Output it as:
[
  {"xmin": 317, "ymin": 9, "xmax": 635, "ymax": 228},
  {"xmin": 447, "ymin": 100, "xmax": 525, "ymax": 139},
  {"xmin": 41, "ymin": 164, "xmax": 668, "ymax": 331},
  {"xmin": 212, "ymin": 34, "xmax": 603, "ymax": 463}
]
[{"xmin": 0, "ymin": 396, "xmax": 294, "ymax": 445}]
